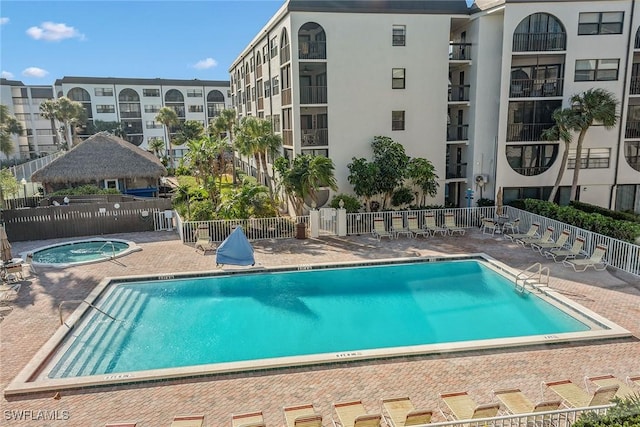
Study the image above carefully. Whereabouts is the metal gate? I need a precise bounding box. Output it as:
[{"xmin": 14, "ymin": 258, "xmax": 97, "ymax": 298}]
[{"xmin": 318, "ymin": 208, "xmax": 337, "ymax": 235}]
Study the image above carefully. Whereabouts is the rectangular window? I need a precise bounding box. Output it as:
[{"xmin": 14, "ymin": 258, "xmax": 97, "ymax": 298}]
[
  {"xmin": 301, "ymin": 149, "xmax": 329, "ymax": 157},
  {"xmin": 568, "ymin": 148, "xmax": 610, "ymax": 169},
  {"xmin": 144, "ymin": 104, "xmax": 161, "ymax": 113},
  {"xmin": 578, "ymin": 12, "xmax": 624, "ymax": 35},
  {"xmin": 272, "ymin": 115, "xmax": 281, "ymax": 132},
  {"xmin": 143, "ymin": 88, "xmax": 160, "ymax": 97},
  {"xmin": 188, "ymin": 105, "xmax": 204, "ymax": 113},
  {"xmin": 146, "ymin": 121, "xmax": 163, "ymax": 129},
  {"xmin": 270, "ymin": 37, "xmax": 278, "ymax": 58},
  {"xmin": 263, "ymin": 45, "xmax": 269, "ymax": 62},
  {"xmin": 36, "ymin": 129, "xmax": 53, "ymax": 136},
  {"xmin": 392, "ymin": 68, "xmax": 406, "ymax": 89},
  {"xmin": 575, "ymin": 59, "xmax": 619, "ymax": 81},
  {"xmin": 392, "ymin": 25, "xmax": 406, "ymax": 46},
  {"xmin": 96, "ymin": 104, "xmax": 115, "ymax": 113},
  {"xmin": 392, "ymin": 111, "xmax": 405, "ymax": 130},
  {"xmin": 94, "ymin": 87, "xmax": 113, "ymax": 96},
  {"xmin": 264, "ymin": 81, "xmax": 271, "ymax": 98},
  {"xmin": 187, "ymin": 89, "xmax": 202, "ymax": 97},
  {"xmin": 272, "ymin": 77, "xmax": 280, "ymax": 95}
]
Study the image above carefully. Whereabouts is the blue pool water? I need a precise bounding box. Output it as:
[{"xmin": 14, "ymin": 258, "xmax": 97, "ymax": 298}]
[
  {"xmin": 49, "ymin": 260, "xmax": 590, "ymax": 378},
  {"xmin": 32, "ymin": 240, "xmax": 130, "ymax": 265}
]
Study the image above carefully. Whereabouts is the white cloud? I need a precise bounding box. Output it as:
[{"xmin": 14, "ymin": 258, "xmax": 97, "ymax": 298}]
[
  {"xmin": 0, "ymin": 17, "xmax": 9, "ymax": 25},
  {"xmin": 22, "ymin": 67, "xmax": 49, "ymax": 78},
  {"xmin": 1, "ymin": 71, "xmax": 14, "ymax": 79},
  {"xmin": 192, "ymin": 57, "xmax": 218, "ymax": 70},
  {"xmin": 26, "ymin": 21, "xmax": 84, "ymax": 41}
]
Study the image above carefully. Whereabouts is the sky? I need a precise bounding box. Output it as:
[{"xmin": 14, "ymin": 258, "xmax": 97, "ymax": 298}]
[{"xmin": 0, "ymin": 0, "xmax": 285, "ymax": 85}]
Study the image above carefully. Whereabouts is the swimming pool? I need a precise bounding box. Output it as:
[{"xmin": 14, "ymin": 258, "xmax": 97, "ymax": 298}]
[
  {"xmin": 22, "ymin": 238, "xmax": 141, "ymax": 268},
  {"xmin": 6, "ymin": 255, "xmax": 630, "ymax": 395}
]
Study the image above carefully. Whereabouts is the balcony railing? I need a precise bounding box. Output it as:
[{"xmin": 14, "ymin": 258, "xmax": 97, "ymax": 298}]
[
  {"xmin": 446, "ymin": 162, "xmax": 468, "ymax": 179},
  {"xmin": 120, "ymin": 111, "xmax": 142, "ymax": 119},
  {"xmin": 511, "ymin": 166, "xmax": 551, "ymax": 176},
  {"xmin": 512, "ymin": 32, "xmax": 566, "ymax": 52},
  {"xmin": 447, "ymin": 124, "xmax": 469, "ymax": 141},
  {"xmin": 298, "ymin": 41, "xmax": 326, "ymax": 60},
  {"xmin": 510, "ymin": 78, "xmax": 563, "ymax": 98},
  {"xmin": 301, "ymin": 129, "xmax": 328, "ymax": 146},
  {"xmin": 300, "ymin": 86, "xmax": 327, "ymax": 104},
  {"xmin": 626, "ymin": 120, "xmax": 640, "ymax": 138},
  {"xmin": 448, "ymin": 85, "xmax": 470, "ymax": 102},
  {"xmin": 282, "ymin": 88, "xmax": 292, "ymax": 105},
  {"xmin": 449, "ymin": 43, "xmax": 472, "ymax": 60},
  {"xmin": 507, "ymin": 123, "xmax": 553, "ymax": 141},
  {"xmin": 631, "ymin": 75, "xmax": 640, "ymax": 95},
  {"xmin": 282, "ymin": 129, "xmax": 293, "ymax": 146},
  {"xmin": 280, "ymin": 45, "xmax": 291, "ymax": 64}
]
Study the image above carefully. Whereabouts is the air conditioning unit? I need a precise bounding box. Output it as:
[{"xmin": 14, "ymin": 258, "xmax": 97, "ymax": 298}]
[{"xmin": 474, "ymin": 174, "xmax": 489, "ymax": 186}]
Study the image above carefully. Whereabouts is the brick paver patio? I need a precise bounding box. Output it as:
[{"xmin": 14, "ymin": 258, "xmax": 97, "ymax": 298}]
[{"xmin": 1, "ymin": 229, "xmax": 639, "ymax": 426}]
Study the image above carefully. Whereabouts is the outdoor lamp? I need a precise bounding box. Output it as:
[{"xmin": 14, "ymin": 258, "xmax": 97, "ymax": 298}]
[{"xmin": 20, "ymin": 178, "xmax": 27, "ymax": 205}]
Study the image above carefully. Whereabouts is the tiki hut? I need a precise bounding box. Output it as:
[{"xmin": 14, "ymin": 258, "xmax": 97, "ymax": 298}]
[{"xmin": 31, "ymin": 132, "xmax": 167, "ymax": 196}]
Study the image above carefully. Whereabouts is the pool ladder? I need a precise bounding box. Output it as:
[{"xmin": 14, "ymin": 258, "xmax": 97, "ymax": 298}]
[
  {"xmin": 98, "ymin": 241, "xmax": 116, "ymax": 259},
  {"xmin": 58, "ymin": 300, "xmax": 122, "ymax": 327},
  {"xmin": 515, "ymin": 262, "xmax": 550, "ymax": 294}
]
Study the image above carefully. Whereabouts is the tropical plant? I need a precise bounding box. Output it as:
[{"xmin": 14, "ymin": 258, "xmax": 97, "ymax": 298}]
[
  {"xmin": 371, "ymin": 136, "xmax": 410, "ymax": 208},
  {"xmin": 0, "ymin": 105, "xmax": 23, "ymax": 158},
  {"xmin": 391, "ymin": 187, "xmax": 415, "ymax": 207},
  {"xmin": 183, "ymin": 134, "xmax": 231, "ymax": 205},
  {"xmin": 172, "ymin": 120, "xmax": 205, "ymax": 147},
  {"xmin": 155, "ymin": 107, "xmax": 179, "ymax": 170},
  {"xmin": 212, "ymin": 109, "xmax": 238, "ymax": 184},
  {"xmin": 217, "ymin": 179, "xmax": 276, "ymax": 219},
  {"xmin": 147, "ymin": 137, "xmax": 165, "ymax": 159},
  {"xmin": 39, "ymin": 97, "xmax": 86, "ymax": 150},
  {"xmin": 541, "ymin": 108, "xmax": 576, "ymax": 203},
  {"xmin": 347, "ymin": 157, "xmax": 380, "ymax": 212},
  {"xmin": 91, "ymin": 120, "xmax": 127, "ymax": 139},
  {"xmin": 405, "ymin": 157, "xmax": 439, "ymax": 205},
  {"xmin": 0, "ymin": 168, "xmax": 20, "ymax": 209},
  {"xmin": 38, "ymin": 99, "xmax": 59, "ymax": 147},
  {"xmin": 329, "ymin": 194, "xmax": 362, "ymax": 213},
  {"xmin": 50, "ymin": 185, "xmax": 120, "ymax": 195},
  {"xmin": 572, "ymin": 394, "xmax": 640, "ymax": 427}
]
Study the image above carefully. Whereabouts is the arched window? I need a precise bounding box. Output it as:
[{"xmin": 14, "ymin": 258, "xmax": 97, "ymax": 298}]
[
  {"xmin": 506, "ymin": 144, "xmax": 558, "ymax": 176},
  {"xmin": 207, "ymin": 90, "xmax": 225, "ymax": 118},
  {"xmin": 118, "ymin": 88, "xmax": 140, "ymax": 102},
  {"xmin": 118, "ymin": 88, "xmax": 142, "ymax": 145},
  {"xmin": 67, "ymin": 87, "xmax": 91, "ymax": 102},
  {"xmin": 298, "ymin": 22, "xmax": 326, "ymax": 59},
  {"xmin": 625, "ymin": 141, "xmax": 640, "ymax": 172},
  {"xmin": 513, "ymin": 13, "xmax": 566, "ymax": 51},
  {"xmin": 280, "ymin": 28, "xmax": 290, "ymax": 64},
  {"xmin": 164, "ymin": 89, "xmax": 184, "ymax": 103}
]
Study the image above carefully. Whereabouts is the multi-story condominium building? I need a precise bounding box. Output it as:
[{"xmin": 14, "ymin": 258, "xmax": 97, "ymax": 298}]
[
  {"xmin": 1, "ymin": 78, "xmax": 57, "ymax": 159},
  {"xmin": 229, "ymin": 0, "xmax": 640, "ymax": 214}
]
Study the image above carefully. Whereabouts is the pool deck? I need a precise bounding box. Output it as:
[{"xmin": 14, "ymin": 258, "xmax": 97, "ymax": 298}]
[{"xmin": 1, "ymin": 229, "xmax": 639, "ymax": 426}]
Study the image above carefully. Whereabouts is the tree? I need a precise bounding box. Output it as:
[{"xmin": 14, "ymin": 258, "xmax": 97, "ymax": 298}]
[
  {"xmin": 212, "ymin": 109, "xmax": 238, "ymax": 185},
  {"xmin": 173, "ymin": 120, "xmax": 204, "ymax": 146},
  {"xmin": 38, "ymin": 99, "xmax": 59, "ymax": 148},
  {"xmin": 406, "ymin": 157, "xmax": 439, "ymax": 206},
  {"xmin": 183, "ymin": 134, "xmax": 230, "ymax": 206},
  {"xmin": 155, "ymin": 107, "xmax": 179, "ymax": 170},
  {"xmin": 372, "ymin": 136, "xmax": 409, "ymax": 208},
  {"xmin": 0, "ymin": 168, "xmax": 20, "ymax": 209},
  {"xmin": 541, "ymin": 108, "xmax": 576, "ymax": 202},
  {"xmin": 347, "ymin": 157, "xmax": 380, "ymax": 211},
  {"xmin": 217, "ymin": 179, "xmax": 275, "ymax": 219},
  {"xmin": 147, "ymin": 137, "xmax": 165, "ymax": 159},
  {"xmin": 39, "ymin": 97, "xmax": 85, "ymax": 150},
  {"xmin": 91, "ymin": 120, "xmax": 127, "ymax": 139},
  {"xmin": 0, "ymin": 105, "xmax": 23, "ymax": 158}
]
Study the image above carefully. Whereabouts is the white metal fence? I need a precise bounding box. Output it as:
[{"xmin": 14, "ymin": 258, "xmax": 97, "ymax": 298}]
[
  {"xmin": 7, "ymin": 152, "xmax": 64, "ymax": 182},
  {"xmin": 181, "ymin": 215, "xmax": 309, "ymax": 243}
]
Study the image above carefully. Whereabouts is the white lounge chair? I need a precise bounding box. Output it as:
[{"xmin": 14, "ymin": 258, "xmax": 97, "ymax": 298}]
[
  {"xmin": 332, "ymin": 400, "xmax": 381, "ymax": 427},
  {"xmin": 502, "ymin": 218, "xmax": 520, "ymax": 234},
  {"xmin": 493, "ymin": 388, "xmax": 561, "ymax": 414},
  {"xmin": 531, "ymin": 229, "xmax": 571, "ymax": 254},
  {"xmin": 505, "ymin": 222, "xmax": 539, "ymax": 242},
  {"xmin": 391, "ymin": 216, "xmax": 412, "ymax": 239},
  {"xmin": 381, "ymin": 397, "xmax": 432, "ymax": 427},
  {"xmin": 424, "ymin": 213, "xmax": 447, "ymax": 236},
  {"xmin": 545, "ymin": 236, "xmax": 586, "ymax": 263},
  {"xmin": 194, "ymin": 226, "xmax": 216, "ymax": 254},
  {"xmin": 372, "ymin": 218, "xmax": 393, "ymax": 241},
  {"xmin": 439, "ymin": 391, "xmax": 499, "ymax": 421},
  {"xmin": 545, "ymin": 379, "xmax": 618, "ymax": 408},
  {"xmin": 444, "ymin": 213, "xmax": 465, "ymax": 236},
  {"xmin": 407, "ymin": 216, "xmax": 429, "ymax": 239},
  {"xmin": 517, "ymin": 226, "xmax": 554, "ymax": 247},
  {"xmin": 481, "ymin": 218, "xmax": 500, "ymax": 236},
  {"xmin": 563, "ymin": 244, "xmax": 608, "ymax": 272}
]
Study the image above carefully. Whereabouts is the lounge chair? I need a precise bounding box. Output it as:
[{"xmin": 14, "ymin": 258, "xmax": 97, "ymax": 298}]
[
  {"xmin": 391, "ymin": 215, "xmax": 413, "ymax": 239},
  {"xmin": 517, "ymin": 226, "xmax": 554, "ymax": 247},
  {"xmin": 439, "ymin": 391, "xmax": 500, "ymax": 421},
  {"xmin": 332, "ymin": 400, "xmax": 381, "ymax": 427},
  {"xmin": 586, "ymin": 375, "xmax": 637, "ymax": 399},
  {"xmin": 627, "ymin": 375, "xmax": 640, "ymax": 387},
  {"xmin": 372, "ymin": 218, "xmax": 393, "ymax": 241},
  {"xmin": 284, "ymin": 404, "xmax": 323, "ymax": 427},
  {"xmin": 232, "ymin": 411, "xmax": 265, "ymax": 427},
  {"xmin": 493, "ymin": 388, "xmax": 561, "ymax": 414},
  {"xmin": 444, "ymin": 213, "xmax": 465, "ymax": 235},
  {"xmin": 381, "ymin": 397, "xmax": 432, "ymax": 427},
  {"xmin": 481, "ymin": 218, "xmax": 500, "ymax": 236},
  {"xmin": 545, "ymin": 236, "xmax": 586, "ymax": 263},
  {"xmin": 171, "ymin": 414, "xmax": 204, "ymax": 427},
  {"xmin": 194, "ymin": 225, "xmax": 216, "ymax": 254},
  {"xmin": 424, "ymin": 213, "xmax": 447, "ymax": 236},
  {"xmin": 505, "ymin": 222, "xmax": 539, "ymax": 242},
  {"xmin": 0, "ymin": 283, "xmax": 21, "ymax": 301},
  {"xmin": 407, "ymin": 215, "xmax": 429, "ymax": 239},
  {"xmin": 563, "ymin": 244, "xmax": 607, "ymax": 272},
  {"xmin": 502, "ymin": 218, "xmax": 520, "ymax": 234},
  {"xmin": 531, "ymin": 229, "xmax": 571, "ymax": 254},
  {"xmin": 544, "ymin": 379, "xmax": 619, "ymax": 408}
]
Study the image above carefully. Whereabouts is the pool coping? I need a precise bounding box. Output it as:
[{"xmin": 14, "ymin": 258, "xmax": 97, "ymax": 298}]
[
  {"xmin": 20, "ymin": 238, "xmax": 142, "ymax": 269},
  {"xmin": 4, "ymin": 253, "xmax": 632, "ymax": 396}
]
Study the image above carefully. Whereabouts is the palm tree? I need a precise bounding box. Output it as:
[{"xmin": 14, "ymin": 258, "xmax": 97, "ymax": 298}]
[
  {"xmin": 541, "ymin": 108, "xmax": 576, "ymax": 203},
  {"xmin": 300, "ymin": 155, "xmax": 338, "ymax": 208},
  {"xmin": 38, "ymin": 99, "xmax": 60, "ymax": 148},
  {"xmin": 147, "ymin": 137, "xmax": 165, "ymax": 159},
  {"xmin": 38, "ymin": 97, "xmax": 85, "ymax": 150},
  {"xmin": 0, "ymin": 105, "xmax": 23, "ymax": 158},
  {"xmin": 212, "ymin": 109, "xmax": 238, "ymax": 185},
  {"xmin": 155, "ymin": 107, "xmax": 179, "ymax": 170},
  {"xmin": 235, "ymin": 116, "xmax": 266, "ymax": 185}
]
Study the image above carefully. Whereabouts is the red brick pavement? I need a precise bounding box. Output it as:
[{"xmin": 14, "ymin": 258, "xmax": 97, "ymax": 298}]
[{"xmin": 1, "ymin": 230, "xmax": 639, "ymax": 426}]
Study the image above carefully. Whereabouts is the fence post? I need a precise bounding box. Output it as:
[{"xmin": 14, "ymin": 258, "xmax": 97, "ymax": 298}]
[
  {"xmin": 310, "ymin": 209, "xmax": 320, "ymax": 238},
  {"xmin": 337, "ymin": 207, "xmax": 347, "ymax": 237}
]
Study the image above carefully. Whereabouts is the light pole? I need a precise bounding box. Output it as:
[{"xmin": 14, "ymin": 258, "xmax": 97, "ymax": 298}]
[{"xmin": 20, "ymin": 178, "xmax": 27, "ymax": 207}]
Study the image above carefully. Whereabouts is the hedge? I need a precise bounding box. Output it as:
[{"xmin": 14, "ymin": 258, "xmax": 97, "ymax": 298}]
[
  {"xmin": 570, "ymin": 200, "xmax": 640, "ymax": 224},
  {"xmin": 572, "ymin": 394, "xmax": 640, "ymax": 427}
]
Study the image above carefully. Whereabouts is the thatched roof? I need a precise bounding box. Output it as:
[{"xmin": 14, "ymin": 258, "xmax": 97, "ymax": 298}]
[{"xmin": 31, "ymin": 132, "xmax": 167, "ymax": 184}]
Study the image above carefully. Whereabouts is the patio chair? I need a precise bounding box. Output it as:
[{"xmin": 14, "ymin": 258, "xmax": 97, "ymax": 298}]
[
  {"xmin": 381, "ymin": 397, "xmax": 432, "ymax": 427},
  {"xmin": 372, "ymin": 218, "xmax": 393, "ymax": 241},
  {"xmin": 231, "ymin": 410, "xmax": 265, "ymax": 427},
  {"xmin": 283, "ymin": 404, "xmax": 323, "ymax": 427},
  {"xmin": 444, "ymin": 213, "xmax": 465, "ymax": 236},
  {"xmin": 493, "ymin": 388, "xmax": 561, "ymax": 414},
  {"xmin": 439, "ymin": 391, "xmax": 500, "ymax": 421},
  {"xmin": 424, "ymin": 213, "xmax": 447, "ymax": 236},
  {"xmin": 531, "ymin": 229, "xmax": 571, "ymax": 255},
  {"xmin": 544, "ymin": 379, "xmax": 619, "ymax": 408},
  {"xmin": 332, "ymin": 400, "xmax": 381, "ymax": 427},
  {"xmin": 502, "ymin": 218, "xmax": 520, "ymax": 234},
  {"xmin": 586, "ymin": 375, "xmax": 637, "ymax": 399},
  {"xmin": 563, "ymin": 244, "xmax": 608, "ymax": 272},
  {"xmin": 481, "ymin": 218, "xmax": 500, "ymax": 236},
  {"xmin": 505, "ymin": 222, "xmax": 539, "ymax": 242},
  {"xmin": 517, "ymin": 226, "xmax": 554, "ymax": 247},
  {"xmin": 545, "ymin": 236, "xmax": 586, "ymax": 263},
  {"xmin": 407, "ymin": 215, "xmax": 429, "ymax": 239},
  {"xmin": 171, "ymin": 414, "xmax": 204, "ymax": 427},
  {"xmin": 391, "ymin": 215, "xmax": 413, "ymax": 239},
  {"xmin": 194, "ymin": 226, "xmax": 216, "ymax": 254},
  {"xmin": 0, "ymin": 283, "xmax": 21, "ymax": 301}
]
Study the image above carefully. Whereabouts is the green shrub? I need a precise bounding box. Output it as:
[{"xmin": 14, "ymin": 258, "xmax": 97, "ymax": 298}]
[
  {"xmin": 50, "ymin": 185, "xmax": 120, "ymax": 195},
  {"xmin": 329, "ymin": 194, "xmax": 362, "ymax": 213},
  {"xmin": 477, "ymin": 198, "xmax": 495, "ymax": 207},
  {"xmin": 189, "ymin": 200, "xmax": 215, "ymax": 221},
  {"xmin": 572, "ymin": 394, "xmax": 640, "ymax": 427},
  {"xmin": 391, "ymin": 187, "xmax": 415, "ymax": 207},
  {"xmin": 571, "ymin": 200, "xmax": 640, "ymax": 224}
]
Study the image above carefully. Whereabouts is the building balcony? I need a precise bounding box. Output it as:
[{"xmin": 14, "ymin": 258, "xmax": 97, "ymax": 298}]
[
  {"xmin": 446, "ymin": 163, "xmax": 468, "ymax": 179},
  {"xmin": 280, "ymin": 45, "xmax": 291, "ymax": 65},
  {"xmin": 510, "ymin": 78, "xmax": 563, "ymax": 98},
  {"xmin": 282, "ymin": 129, "xmax": 293, "ymax": 146},
  {"xmin": 256, "ymin": 66, "xmax": 263, "ymax": 79},
  {"xmin": 282, "ymin": 88, "xmax": 292, "ymax": 106},
  {"xmin": 257, "ymin": 97, "xmax": 264, "ymax": 110},
  {"xmin": 626, "ymin": 120, "xmax": 640, "ymax": 139},
  {"xmin": 300, "ymin": 86, "xmax": 327, "ymax": 104},
  {"xmin": 301, "ymin": 128, "xmax": 328, "ymax": 146},
  {"xmin": 631, "ymin": 75, "xmax": 640, "ymax": 95},
  {"xmin": 448, "ymin": 85, "xmax": 470, "ymax": 102},
  {"xmin": 120, "ymin": 111, "xmax": 142, "ymax": 119},
  {"xmin": 507, "ymin": 123, "xmax": 553, "ymax": 142},
  {"xmin": 449, "ymin": 43, "xmax": 472, "ymax": 61},
  {"xmin": 298, "ymin": 41, "xmax": 326, "ymax": 60},
  {"xmin": 512, "ymin": 33, "xmax": 566, "ymax": 52},
  {"xmin": 447, "ymin": 124, "xmax": 469, "ymax": 141}
]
